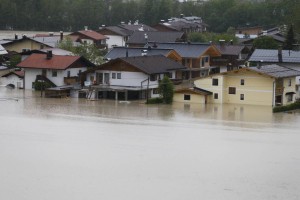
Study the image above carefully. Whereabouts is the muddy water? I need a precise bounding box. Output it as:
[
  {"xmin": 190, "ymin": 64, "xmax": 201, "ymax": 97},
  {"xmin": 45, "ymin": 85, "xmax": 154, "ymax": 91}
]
[{"xmin": 0, "ymin": 87, "xmax": 300, "ymax": 200}]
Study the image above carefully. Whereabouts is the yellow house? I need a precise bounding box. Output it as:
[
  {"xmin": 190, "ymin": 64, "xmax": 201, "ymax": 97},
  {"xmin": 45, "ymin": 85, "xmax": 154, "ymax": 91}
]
[
  {"xmin": 2, "ymin": 37, "xmax": 52, "ymax": 53},
  {"xmin": 176, "ymin": 65, "xmax": 300, "ymax": 106}
]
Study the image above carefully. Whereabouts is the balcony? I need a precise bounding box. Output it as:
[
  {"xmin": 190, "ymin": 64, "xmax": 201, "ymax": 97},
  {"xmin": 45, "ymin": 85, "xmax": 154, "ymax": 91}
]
[{"xmin": 64, "ymin": 76, "xmax": 79, "ymax": 85}]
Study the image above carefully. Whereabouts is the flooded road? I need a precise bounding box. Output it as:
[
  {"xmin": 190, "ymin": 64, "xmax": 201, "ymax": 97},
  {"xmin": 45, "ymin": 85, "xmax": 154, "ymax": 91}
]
[{"xmin": 0, "ymin": 87, "xmax": 300, "ymax": 200}]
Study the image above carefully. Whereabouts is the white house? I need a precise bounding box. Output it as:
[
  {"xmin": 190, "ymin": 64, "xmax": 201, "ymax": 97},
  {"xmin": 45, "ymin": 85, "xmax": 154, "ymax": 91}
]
[
  {"xmin": 17, "ymin": 51, "xmax": 95, "ymax": 90},
  {"xmin": 98, "ymin": 26, "xmax": 130, "ymax": 49},
  {"xmin": 0, "ymin": 71, "xmax": 24, "ymax": 88},
  {"xmin": 84, "ymin": 55, "xmax": 186, "ymax": 100}
]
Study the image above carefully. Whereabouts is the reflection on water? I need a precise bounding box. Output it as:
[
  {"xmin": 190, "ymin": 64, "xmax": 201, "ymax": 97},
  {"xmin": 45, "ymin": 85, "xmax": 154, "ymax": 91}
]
[
  {"xmin": 1, "ymin": 87, "xmax": 300, "ymax": 129},
  {"xmin": 1, "ymin": 87, "xmax": 300, "ymax": 200}
]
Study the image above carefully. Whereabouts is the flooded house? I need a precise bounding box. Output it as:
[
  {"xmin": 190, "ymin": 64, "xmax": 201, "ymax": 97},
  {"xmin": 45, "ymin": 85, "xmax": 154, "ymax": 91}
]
[
  {"xmin": 16, "ymin": 51, "xmax": 95, "ymax": 97},
  {"xmin": 83, "ymin": 55, "xmax": 186, "ymax": 101},
  {"xmin": 175, "ymin": 65, "xmax": 300, "ymax": 106},
  {"xmin": 145, "ymin": 42, "xmax": 222, "ymax": 78}
]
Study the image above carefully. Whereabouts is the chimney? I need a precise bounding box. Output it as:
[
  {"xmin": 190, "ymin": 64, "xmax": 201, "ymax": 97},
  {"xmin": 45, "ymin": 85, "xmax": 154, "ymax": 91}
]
[
  {"xmin": 15, "ymin": 34, "xmax": 18, "ymax": 40},
  {"xmin": 257, "ymin": 60, "xmax": 263, "ymax": 69},
  {"xmin": 180, "ymin": 14, "xmax": 184, "ymax": 18},
  {"xmin": 219, "ymin": 39, "xmax": 225, "ymax": 47},
  {"xmin": 230, "ymin": 39, "xmax": 233, "ymax": 45},
  {"xmin": 60, "ymin": 31, "xmax": 63, "ymax": 41},
  {"xmin": 153, "ymin": 42, "xmax": 158, "ymax": 48},
  {"xmin": 46, "ymin": 50, "xmax": 53, "ymax": 59},
  {"xmin": 49, "ymin": 32, "xmax": 54, "ymax": 36},
  {"xmin": 144, "ymin": 33, "xmax": 148, "ymax": 40},
  {"xmin": 84, "ymin": 26, "xmax": 88, "ymax": 31},
  {"xmin": 278, "ymin": 47, "xmax": 283, "ymax": 63}
]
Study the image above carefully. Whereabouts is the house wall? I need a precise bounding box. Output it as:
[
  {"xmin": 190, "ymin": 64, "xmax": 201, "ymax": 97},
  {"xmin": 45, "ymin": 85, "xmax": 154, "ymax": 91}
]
[
  {"xmin": 5, "ymin": 40, "xmax": 43, "ymax": 53},
  {"xmin": 0, "ymin": 75, "xmax": 23, "ymax": 88},
  {"xmin": 194, "ymin": 71, "xmax": 275, "ymax": 106},
  {"xmin": 81, "ymin": 39, "xmax": 94, "ymax": 45},
  {"xmin": 174, "ymin": 93, "xmax": 206, "ymax": 104},
  {"xmin": 105, "ymin": 35, "xmax": 126, "ymax": 49},
  {"xmin": 24, "ymin": 67, "xmax": 86, "ymax": 89},
  {"xmin": 92, "ymin": 70, "xmax": 159, "ymax": 89},
  {"xmin": 282, "ymin": 77, "xmax": 297, "ymax": 105}
]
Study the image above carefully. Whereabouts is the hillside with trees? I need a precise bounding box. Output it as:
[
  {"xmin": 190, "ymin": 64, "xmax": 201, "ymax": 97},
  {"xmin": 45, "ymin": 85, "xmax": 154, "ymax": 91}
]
[{"xmin": 0, "ymin": 0, "xmax": 299, "ymax": 34}]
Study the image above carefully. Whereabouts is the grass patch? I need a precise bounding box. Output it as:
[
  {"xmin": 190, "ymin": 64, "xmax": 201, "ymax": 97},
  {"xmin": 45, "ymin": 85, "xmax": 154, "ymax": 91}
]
[
  {"xmin": 273, "ymin": 101, "xmax": 300, "ymax": 113},
  {"xmin": 146, "ymin": 98, "xmax": 163, "ymax": 104}
]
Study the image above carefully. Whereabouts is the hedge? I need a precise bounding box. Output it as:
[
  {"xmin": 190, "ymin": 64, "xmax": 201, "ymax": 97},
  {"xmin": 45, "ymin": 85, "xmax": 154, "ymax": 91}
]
[
  {"xmin": 146, "ymin": 97, "xmax": 164, "ymax": 104},
  {"xmin": 273, "ymin": 101, "xmax": 300, "ymax": 113}
]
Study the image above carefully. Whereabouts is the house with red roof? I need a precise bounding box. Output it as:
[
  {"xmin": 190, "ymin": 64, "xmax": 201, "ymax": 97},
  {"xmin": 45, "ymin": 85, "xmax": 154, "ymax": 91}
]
[
  {"xmin": 17, "ymin": 51, "xmax": 95, "ymax": 90},
  {"xmin": 69, "ymin": 29, "xmax": 108, "ymax": 49}
]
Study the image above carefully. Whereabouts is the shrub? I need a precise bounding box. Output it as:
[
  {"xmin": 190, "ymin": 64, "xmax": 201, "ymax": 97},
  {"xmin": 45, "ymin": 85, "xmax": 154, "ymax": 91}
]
[
  {"xmin": 159, "ymin": 76, "xmax": 174, "ymax": 104},
  {"xmin": 146, "ymin": 97, "xmax": 163, "ymax": 104},
  {"xmin": 273, "ymin": 101, "xmax": 300, "ymax": 113}
]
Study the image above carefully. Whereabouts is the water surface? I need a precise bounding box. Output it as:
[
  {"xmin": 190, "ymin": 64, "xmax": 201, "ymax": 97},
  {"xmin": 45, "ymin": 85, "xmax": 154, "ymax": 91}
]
[{"xmin": 0, "ymin": 87, "xmax": 299, "ymax": 200}]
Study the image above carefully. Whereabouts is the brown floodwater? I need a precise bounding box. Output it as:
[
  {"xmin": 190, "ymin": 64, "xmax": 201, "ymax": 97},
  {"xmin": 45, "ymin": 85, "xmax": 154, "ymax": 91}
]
[{"xmin": 0, "ymin": 87, "xmax": 300, "ymax": 200}]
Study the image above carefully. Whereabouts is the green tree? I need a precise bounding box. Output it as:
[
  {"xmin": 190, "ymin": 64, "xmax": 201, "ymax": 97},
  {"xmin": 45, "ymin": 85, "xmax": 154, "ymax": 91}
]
[
  {"xmin": 253, "ymin": 36, "xmax": 278, "ymax": 49},
  {"xmin": 58, "ymin": 37, "xmax": 106, "ymax": 65},
  {"xmin": 158, "ymin": 76, "xmax": 174, "ymax": 104},
  {"xmin": 284, "ymin": 25, "xmax": 296, "ymax": 50},
  {"xmin": 8, "ymin": 54, "xmax": 21, "ymax": 68}
]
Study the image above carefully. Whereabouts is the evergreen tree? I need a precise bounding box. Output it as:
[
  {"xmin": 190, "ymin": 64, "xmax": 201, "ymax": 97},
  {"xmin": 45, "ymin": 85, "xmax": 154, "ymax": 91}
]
[
  {"xmin": 284, "ymin": 25, "xmax": 296, "ymax": 50},
  {"xmin": 159, "ymin": 76, "xmax": 174, "ymax": 104}
]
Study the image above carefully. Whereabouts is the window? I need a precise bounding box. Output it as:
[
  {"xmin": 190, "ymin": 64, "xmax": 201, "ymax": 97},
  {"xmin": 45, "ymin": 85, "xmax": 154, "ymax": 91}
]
[
  {"xmin": 112, "ymin": 73, "xmax": 116, "ymax": 79},
  {"xmin": 240, "ymin": 94, "xmax": 244, "ymax": 100},
  {"xmin": 78, "ymin": 70, "xmax": 82, "ymax": 75},
  {"xmin": 67, "ymin": 71, "xmax": 70, "ymax": 77},
  {"xmin": 214, "ymin": 93, "xmax": 218, "ymax": 99},
  {"xmin": 90, "ymin": 76, "xmax": 94, "ymax": 82},
  {"xmin": 150, "ymin": 74, "xmax": 156, "ymax": 81},
  {"xmin": 153, "ymin": 88, "xmax": 159, "ymax": 94},
  {"xmin": 288, "ymin": 79, "xmax": 292, "ymax": 86},
  {"xmin": 287, "ymin": 94, "xmax": 293, "ymax": 102},
  {"xmin": 229, "ymin": 87, "xmax": 236, "ymax": 94},
  {"xmin": 184, "ymin": 94, "xmax": 191, "ymax": 101},
  {"xmin": 212, "ymin": 78, "xmax": 218, "ymax": 86},
  {"xmin": 117, "ymin": 73, "xmax": 121, "ymax": 79},
  {"xmin": 241, "ymin": 79, "xmax": 245, "ymax": 85},
  {"xmin": 52, "ymin": 70, "xmax": 57, "ymax": 77}
]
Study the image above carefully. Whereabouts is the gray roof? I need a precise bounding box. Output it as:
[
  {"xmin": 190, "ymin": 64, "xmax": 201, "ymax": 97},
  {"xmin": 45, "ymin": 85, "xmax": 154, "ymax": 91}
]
[
  {"xmin": 104, "ymin": 47, "xmax": 174, "ymax": 60},
  {"xmin": 250, "ymin": 64, "xmax": 300, "ymax": 78},
  {"xmin": 0, "ymin": 44, "xmax": 8, "ymax": 55},
  {"xmin": 120, "ymin": 55, "xmax": 186, "ymax": 74},
  {"xmin": 40, "ymin": 48, "xmax": 73, "ymax": 56},
  {"xmin": 215, "ymin": 45, "xmax": 246, "ymax": 56},
  {"xmin": 127, "ymin": 31, "xmax": 185, "ymax": 45},
  {"xmin": 32, "ymin": 36, "xmax": 61, "ymax": 47},
  {"xmin": 145, "ymin": 42, "xmax": 212, "ymax": 58},
  {"xmin": 99, "ymin": 26, "xmax": 132, "ymax": 36},
  {"xmin": 249, "ymin": 49, "xmax": 300, "ymax": 63},
  {"xmin": 118, "ymin": 24, "xmax": 157, "ymax": 32}
]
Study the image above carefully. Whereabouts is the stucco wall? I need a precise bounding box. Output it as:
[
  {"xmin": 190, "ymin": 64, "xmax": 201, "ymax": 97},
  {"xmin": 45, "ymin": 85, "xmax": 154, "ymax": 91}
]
[
  {"xmin": 194, "ymin": 71, "xmax": 275, "ymax": 106},
  {"xmin": 174, "ymin": 93, "xmax": 205, "ymax": 104},
  {"xmin": 5, "ymin": 40, "xmax": 43, "ymax": 53},
  {"xmin": 105, "ymin": 35, "xmax": 125, "ymax": 49}
]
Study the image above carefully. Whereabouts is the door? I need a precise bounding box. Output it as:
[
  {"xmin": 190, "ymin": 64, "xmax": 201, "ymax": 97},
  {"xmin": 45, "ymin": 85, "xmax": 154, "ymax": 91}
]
[
  {"xmin": 97, "ymin": 73, "xmax": 103, "ymax": 84},
  {"xmin": 104, "ymin": 73, "xmax": 109, "ymax": 85}
]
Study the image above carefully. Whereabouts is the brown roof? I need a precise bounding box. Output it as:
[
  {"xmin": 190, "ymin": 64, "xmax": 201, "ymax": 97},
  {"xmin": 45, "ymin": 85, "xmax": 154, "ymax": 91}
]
[
  {"xmin": 72, "ymin": 30, "xmax": 108, "ymax": 41},
  {"xmin": 17, "ymin": 54, "xmax": 87, "ymax": 70},
  {"xmin": 1, "ymin": 71, "xmax": 24, "ymax": 78}
]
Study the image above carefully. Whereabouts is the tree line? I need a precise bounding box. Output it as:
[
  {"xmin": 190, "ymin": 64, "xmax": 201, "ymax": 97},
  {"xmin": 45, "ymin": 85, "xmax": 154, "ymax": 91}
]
[{"xmin": 0, "ymin": 0, "xmax": 299, "ymax": 33}]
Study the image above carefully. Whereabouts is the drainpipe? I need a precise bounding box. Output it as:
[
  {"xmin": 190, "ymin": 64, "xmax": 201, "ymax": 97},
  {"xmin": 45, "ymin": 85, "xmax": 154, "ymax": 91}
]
[{"xmin": 272, "ymin": 80, "xmax": 276, "ymax": 107}]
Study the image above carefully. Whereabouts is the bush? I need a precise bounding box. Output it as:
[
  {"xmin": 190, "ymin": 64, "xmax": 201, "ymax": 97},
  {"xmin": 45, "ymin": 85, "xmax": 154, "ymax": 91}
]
[
  {"xmin": 33, "ymin": 81, "xmax": 52, "ymax": 91},
  {"xmin": 159, "ymin": 76, "xmax": 174, "ymax": 104},
  {"xmin": 273, "ymin": 101, "xmax": 300, "ymax": 113},
  {"xmin": 146, "ymin": 97, "xmax": 163, "ymax": 104}
]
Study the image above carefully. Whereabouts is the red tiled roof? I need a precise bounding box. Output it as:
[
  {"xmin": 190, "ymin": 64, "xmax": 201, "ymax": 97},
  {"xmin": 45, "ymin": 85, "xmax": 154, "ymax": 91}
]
[
  {"xmin": 77, "ymin": 30, "xmax": 108, "ymax": 40},
  {"xmin": 17, "ymin": 54, "xmax": 82, "ymax": 70}
]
